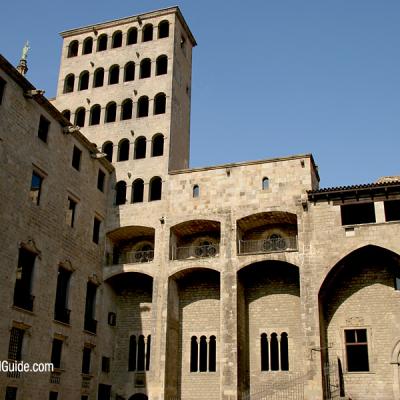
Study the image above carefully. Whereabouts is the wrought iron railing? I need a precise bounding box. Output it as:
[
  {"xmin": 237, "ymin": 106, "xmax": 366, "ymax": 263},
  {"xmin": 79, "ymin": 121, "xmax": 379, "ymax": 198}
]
[
  {"xmin": 50, "ymin": 370, "xmax": 61, "ymax": 384},
  {"xmin": 171, "ymin": 244, "xmax": 219, "ymax": 260},
  {"xmin": 238, "ymin": 236, "xmax": 297, "ymax": 255},
  {"xmin": 108, "ymin": 250, "xmax": 154, "ymax": 265}
]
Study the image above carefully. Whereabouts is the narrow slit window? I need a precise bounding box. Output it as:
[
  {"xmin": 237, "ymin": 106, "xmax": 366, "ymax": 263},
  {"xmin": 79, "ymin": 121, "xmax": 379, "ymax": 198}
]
[{"xmin": 37, "ymin": 115, "xmax": 50, "ymax": 143}]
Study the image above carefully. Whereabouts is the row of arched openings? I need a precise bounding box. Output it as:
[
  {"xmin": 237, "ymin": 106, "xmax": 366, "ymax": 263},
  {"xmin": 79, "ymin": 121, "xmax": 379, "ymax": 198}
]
[
  {"xmin": 61, "ymin": 93, "xmax": 166, "ymax": 127},
  {"xmin": 190, "ymin": 335, "xmax": 217, "ymax": 372},
  {"xmin": 67, "ymin": 20, "xmax": 169, "ymax": 58},
  {"xmin": 115, "ymin": 177, "xmax": 162, "ymax": 205},
  {"xmin": 260, "ymin": 332, "xmax": 289, "ymax": 371},
  {"xmin": 63, "ymin": 56, "xmax": 167, "ymax": 93},
  {"xmin": 128, "ymin": 334, "xmax": 151, "ymax": 372},
  {"xmin": 101, "ymin": 135, "xmax": 164, "ymax": 163}
]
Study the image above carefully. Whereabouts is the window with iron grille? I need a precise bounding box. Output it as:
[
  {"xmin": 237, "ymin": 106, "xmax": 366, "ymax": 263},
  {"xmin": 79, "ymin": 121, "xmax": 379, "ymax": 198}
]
[{"xmin": 8, "ymin": 328, "xmax": 24, "ymax": 361}]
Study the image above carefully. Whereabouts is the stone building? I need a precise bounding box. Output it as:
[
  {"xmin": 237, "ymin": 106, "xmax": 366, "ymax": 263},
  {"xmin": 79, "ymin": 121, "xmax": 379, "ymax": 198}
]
[{"xmin": 1, "ymin": 5, "xmax": 400, "ymax": 400}]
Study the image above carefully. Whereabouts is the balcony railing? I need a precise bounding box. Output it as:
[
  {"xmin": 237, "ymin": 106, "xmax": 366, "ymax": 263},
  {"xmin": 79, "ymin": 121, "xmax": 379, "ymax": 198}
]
[
  {"xmin": 54, "ymin": 307, "xmax": 71, "ymax": 324},
  {"xmin": 238, "ymin": 236, "xmax": 298, "ymax": 255},
  {"xmin": 50, "ymin": 370, "xmax": 61, "ymax": 384},
  {"xmin": 171, "ymin": 244, "xmax": 219, "ymax": 261},
  {"xmin": 108, "ymin": 250, "xmax": 154, "ymax": 265}
]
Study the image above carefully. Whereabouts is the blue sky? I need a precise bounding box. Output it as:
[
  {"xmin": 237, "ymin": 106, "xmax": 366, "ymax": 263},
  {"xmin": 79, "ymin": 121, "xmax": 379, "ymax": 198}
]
[{"xmin": 1, "ymin": 1, "xmax": 399, "ymax": 188}]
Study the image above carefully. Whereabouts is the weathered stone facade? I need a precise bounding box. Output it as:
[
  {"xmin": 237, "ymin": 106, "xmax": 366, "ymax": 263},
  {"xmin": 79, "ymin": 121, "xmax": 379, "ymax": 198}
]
[{"xmin": 1, "ymin": 6, "xmax": 400, "ymax": 400}]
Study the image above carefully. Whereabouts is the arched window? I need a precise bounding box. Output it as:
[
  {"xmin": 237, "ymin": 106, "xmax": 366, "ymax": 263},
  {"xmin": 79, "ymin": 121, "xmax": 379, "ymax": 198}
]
[
  {"xmin": 142, "ymin": 24, "xmax": 153, "ymax": 42},
  {"xmin": 261, "ymin": 333, "xmax": 269, "ymax": 371},
  {"xmin": 102, "ymin": 142, "xmax": 113, "ymax": 162},
  {"xmin": 190, "ymin": 336, "xmax": 198, "ymax": 372},
  {"xmin": 280, "ymin": 332, "xmax": 289, "ymax": 371},
  {"xmin": 121, "ymin": 99, "xmax": 133, "ymax": 120},
  {"xmin": 118, "ymin": 139, "xmax": 130, "ymax": 162},
  {"xmin": 146, "ymin": 335, "xmax": 151, "ymax": 371},
  {"xmin": 193, "ymin": 185, "xmax": 199, "ymax": 198},
  {"xmin": 78, "ymin": 71, "xmax": 89, "ymax": 91},
  {"xmin": 149, "ymin": 177, "xmax": 162, "ymax": 201},
  {"xmin": 74, "ymin": 107, "xmax": 86, "ymax": 127},
  {"xmin": 93, "ymin": 68, "xmax": 104, "ymax": 88},
  {"xmin": 61, "ymin": 110, "xmax": 71, "ymax": 121},
  {"xmin": 68, "ymin": 40, "xmax": 79, "ymax": 57},
  {"xmin": 262, "ymin": 177, "xmax": 269, "ymax": 190},
  {"xmin": 154, "ymin": 93, "xmax": 166, "ymax": 115},
  {"xmin": 270, "ymin": 333, "xmax": 279, "ymax": 371},
  {"xmin": 97, "ymin": 34, "xmax": 108, "ymax": 52},
  {"xmin": 137, "ymin": 335, "xmax": 145, "ymax": 371},
  {"xmin": 151, "ymin": 134, "xmax": 164, "ymax": 157},
  {"xmin": 137, "ymin": 96, "xmax": 149, "ymax": 118},
  {"xmin": 156, "ymin": 55, "xmax": 168, "ymax": 76},
  {"xmin": 209, "ymin": 336, "xmax": 216, "ymax": 372},
  {"xmin": 128, "ymin": 335, "xmax": 137, "ymax": 371},
  {"xmin": 127, "ymin": 27, "xmax": 138, "ymax": 45},
  {"xmin": 109, "ymin": 65, "xmax": 120, "ymax": 85},
  {"xmin": 132, "ymin": 179, "xmax": 144, "ymax": 203},
  {"xmin": 199, "ymin": 336, "xmax": 207, "ymax": 372},
  {"xmin": 63, "ymin": 74, "xmax": 75, "ymax": 93},
  {"xmin": 89, "ymin": 104, "xmax": 101, "ymax": 126},
  {"xmin": 134, "ymin": 136, "xmax": 146, "ymax": 159},
  {"xmin": 140, "ymin": 59, "xmax": 151, "ymax": 79},
  {"xmin": 112, "ymin": 31, "xmax": 122, "ymax": 48},
  {"xmin": 115, "ymin": 181, "xmax": 127, "ymax": 205},
  {"xmin": 158, "ymin": 20, "xmax": 169, "ymax": 39},
  {"xmin": 124, "ymin": 62, "xmax": 135, "ymax": 82},
  {"xmin": 105, "ymin": 102, "xmax": 117, "ymax": 123},
  {"xmin": 82, "ymin": 37, "xmax": 93, "ymax": 55}
]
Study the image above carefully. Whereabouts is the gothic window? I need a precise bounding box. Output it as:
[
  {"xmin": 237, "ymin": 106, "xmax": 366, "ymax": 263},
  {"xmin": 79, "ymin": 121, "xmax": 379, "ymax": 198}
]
[
  {"xmin": 280, "ymin": 332, "xmax": 289, "ymax": 371},
  {"xmin": 345, "ymin": 329, "xmax": 369, "ymax": 372},
  {"xmin": 112, "ymin": 31, "xmax": 122, "ymax": 48},
  {"xmin": 109, "ymin": 65, "xmax": 120, "ymax": 85},
  {"xmin": 68, "ymin": 40, "xmax": 79, "ymax": 57},
  {"xmin": 142, "ymin": 24, "xmax": 153, "ymax": 42},
  {"xmin": 128, "ymin": 335, "xmax": 137, "ymax": 371},
  {"xmin": 193, "ymin": 185, "xmax": 200, "ymax": 198},
  {"xmin": 151, "ymin": 134, "xmax": 164, "ymax": 157},
  {"xmin": 82, "ymin": 37, "xmax": 93, "ymax": 55},
  {"xmin": 140, "ymin": 59, "xmax": 151, "ymax": 79},
  {"xmin": 156, "ymin": 55, "xmax": 168, "ymax": 75},
  {"xmin": 128, "ymin": 335, "xmax": 151, "ymax": 371},
  {"xmin": 121, "ymin": 99, "xmax": 133, "ymax": 120},
  {"xmin": 262, "ymin": 177, "xmax": 269, "ymax": 190},
  {"xmin": 190, "ymin": 335, "xmax": 217, "ymax": 373},
  {"xmin": 118, "ymin": 139, "xmax": 130, "ymax": 161},
  {"xmin": 137, "ymin": 96, "xmax": 149, "ymax": 118},
  {"xmin": 105, "ymin": 102, "xmax": 117, "ymax": 123},
  {"xmin": 74, "ymin": 107, "xmax": 86, "ymax": 127},
  {"xmin": 209, "ymin": 336, "xmax": 216, "ymax": 372},
  {"xmin": 154, "ymin": 93, "xmax": 166, "ymax": 115},
  {"xmin": 134, "ymin": 136, "xmax": 146, "ymax": 159},
  {"xmin": 260, "ymin": 332, "xmax": 289, "ymax": 372},
  {"xmin": 261, "ymin": 333, "xmax": 269, "ymax": 371},
  {"xmin": 132, "ymin": 179, "xmax": 144, "ymax": 203},
  {"xmin": 149, "ymin": 177, "xmax": 162, "ymax": 201},
  {"xmin": 115, "ymin": 181, "xmax": 127, "ymax": 205},
  {"xmin": 102, "ymin": 141, "xmax": 113, "ymax": 162},
  {"xmin": 127, "ymin": 27, "xmax": 138, "ymax": 45},
  {"xmin": 97, "ymin": 34, "xmax": 108, "ymax": 52},
  {"xmin": 78, "ymin": 71, "xmax": 89, "ymax": 90},
  {"xmin": 93, "ymin": 68, "xmax": 104, "ymax": 88},
  {"xmin": 158, "ymin": 20, "xmax": 169, "ymax": 38},
  {"xmin": 89, "ymin": 104, "xmax": 101, "ymax": 125},
  {"xmin": 124, "ymin": 62, "xmax": 135, "ymax": 82},
  {"xmin": 63, "ymin": 74, "xmax": 75, "ymax": 93}
]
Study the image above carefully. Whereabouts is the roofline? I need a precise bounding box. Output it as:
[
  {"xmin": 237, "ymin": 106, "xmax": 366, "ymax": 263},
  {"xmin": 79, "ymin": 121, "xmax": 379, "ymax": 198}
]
[
  {"xmin": 169, "ymin": 153, "xmax": 319, "ymax": 176},
  {"xmin": 59, "ymin": 6, "xmax": 197, "ymax": 46},
  {"xmin": 0, "ymin": 54, "xmax": 114, "ymax": 173}
]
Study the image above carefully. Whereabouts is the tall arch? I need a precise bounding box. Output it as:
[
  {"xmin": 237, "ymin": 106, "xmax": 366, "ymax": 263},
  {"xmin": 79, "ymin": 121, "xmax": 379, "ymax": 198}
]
[
  {"xmin": 137, "ymin": 96, "xmax": 149, "ymax": 118},
  {"xmin": 134, "ymin": 136, "xmax": 146, "ymax": 159},
  {"xmin": 115, "ymin": 181, "xmax": 127, "ymax": 205},
  {"xmin": 149, "ymin": 177, "xmax": 162, "ymax": 201},
  {"xmin": 156, "ymin": 55, "xmax": 168, "ymax": 75},
  {"xmin": 109, "ymin": 65, "xmax": 120, "ymax": 85},
  {"xmin": 89, "ymin": 104, "xmax": 101, "ymax": 125},
  {"xmin": 132, "ymin": 179, "xmax": 144, "ymax": 203},
  {"xmin": 93, "ymin": 68, "xmax": 104, "ymax": 88},
  {"xmin": 97, "ymin": 34, "xmax": 108, "ymax": 52},
  {"xmin": 140, "ymin": 58, "xmax": 151, "ymax": 79},
  {"xmin": 121, "ymin": 99, "xmax": 133, "ymax": 120},
  {"xmin": 112, "ymin": 31, "xmax": 122, "ymax": 48},
  {"xmin": 151, "ymin": 134, "xmax": 164, "ymax": 157},
  {"xmin": 142, "ymin": 24, "xmax": 153, "ymax": 42},
  {"xmin": 127, "ymin": 27, "xmax": 138, "ymax": 45},
  {"xmin": 78, "ymin": 71, "xmax": 89, "ymax": 91},
  {"xmin": 63, "ymin": 74, "xmax": 75, "ymax": 93},
  {"xmin": 154, "ymin": 92, "xmax": 166, "ymax": 115},
  {"xmin": 105, "ymin": 102, "xmax": 117, "ymax": 123},
  {"xmin": 124, "ymin": 62, "xmax": 135, "ymax": 82},
  {"xmin": 74, "ymin": 107, "xmax": 86, "ymax": 127},
  {"xmin": 118, "ymin": 139, "xmax": 130, "ymax": 162},
  {"xmin": 102, "ymin": 142, "xmax": 113, "ymax": 162},
  {"xmin": 158, "ymin": 20, "xmax": 169, "ymax": 38},
  {"xmin": 82, "ymin": 37, "xmax": 93, "ymax": 55},
  {"xmin": 67, "ymin": 40, "xmax": 79, "ymax": 57}
]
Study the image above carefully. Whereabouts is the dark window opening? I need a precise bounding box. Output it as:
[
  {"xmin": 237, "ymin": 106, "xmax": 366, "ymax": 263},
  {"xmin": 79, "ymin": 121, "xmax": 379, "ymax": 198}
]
[
  {"xmin": 92, "ymin": 217, "xmax": 101, "ymax": 245},
  {"xmin": 102, "ymin": 142, "xmax": 113, "ymax": 162},
  {"xmin": 270, "ymin": 333, "xmax": 279, "ymax": 371},
  {"xmin": 156, "ymin": 55, "xmax": 168, "ymax": 75},
  {"xmin": 154, "ymin": 93, "xmax": 166, "ymax": 115},
  {"xmin": 345, "ymin": 329, "xmax": 369, "ymax": 372},
  {"xmin": 384, "ymin": 200, "xmax": 400, "ymax": 222},
  {"xmin": 261, "ymin": 334, "xmax": 269, "ymax": 371},
  {"xmin": 82, "ymin": 37, "xmax": 93, "ymax": 55},
  {"xmin": 5, "ymin": 387, "xmax": 17, "ymax": 400},
  {"xmin": 102, "ymin": 356, "xmax": 110, "ymax": 373},
  {"xmin": 49, "ymin": 392, "xmax": 58, "ymax": 400},
  {"xmin": 262, "ymin": 177, "xmax": 269, "ymax": 190},
  {"xmin": 68, "ymin": 40, "xmax": 79, "ymax": 57},
  {"xmin": 61, "ymin": 110, "xmax": 71, "ymax": 121},
  {"xmin": 105, "ymin": 102, "xmax": 116, "ymax": 123},
  {"xmin": 108, "ymin": 312, "xmax": 116, "ymax": 326},
  {"xmin": 199, "ymin": 336, "xmax": 207, "ymax": 372},
  {"xmin": 140, "ymin": 59, "xmax": 151, "ymax": 79},
  {"xmin": 0, "ymin": 77, "xmax": 5, "ymax": 105},
  {"xmin": 72, "ymin": 146, "xmax": 82, "ymax": 170},
  {"xmin": 112, "ymin": 31, "xmax": 122, "ymax": 48},
  {"xmin": 158, "ymin": 20, "xmax": 169, "ymax": 38},
  {"xmin": 90, "ymin": 105, "xmax": 101, "ymax": 125},
  {"xmin": 84, "ymin": 281, "xmax": 97, "ymax": 332},
  {"xmin": 209, "ymin": 336, "xmax": 216, "ymax": 372},
  {"xmin": 341, "ymin": 203, "xmax": 376, "ymax": 225},
  {"xmin": 124, "ymin": 62, "xmax": 135, "ymax": 81},
  {"xmin": 51, "ymin": 339, "xmax": 63, "ymax": 369},
  {"xmin": 109, "ymin": 65, "xmax": 120, "ymax": 85},
  {"xmin": 82, "ymin": 347, "xmax": 91, "ymax": 374},
  {"xmin": 30, "ymin": 171, "xmax": 43, "ymax": 205},
  {"xmin": 8, "ymin": 327, "xmax": 24, "ymax": 360},
  {"xmin": 78, "ymin": 71, "xmax": 89, "ymax": 91},
  {"xmin": 118, "ymin": 139, "xmax": 130, "ymax": 161},
  {"xmin": 280, "ymin": 332, "xmax": 289, "ymax": 371},
  {"xmin": 74, "ymin": 107, "xmax": 86, "ymax": 127},
  {"xmin": 64, "ymin": 74, "xmax": 75, "ymax": 93},
  {"xmin": 134, "ymin": 136, "xmax": 146, "ymax": 159},
  {"xmin": 137, "ymin": 96, "xmax": 149, "ymax": 117},
  {"xmin": 97, "ymin": 170, "xmax": 105, "ymax": 192},
  {"xmin": 146, "ymin": 335, "xmax": 151, "ymax": 371},
  {"xmin": 142, "ymin": 24, "xmax": 153, "ymax": 42},
  {"xmin": 115, "ymin": 181, "xmax": 127, "ymax": 205},
  {"xmin": 121, "ymin": 99, "xmax": 133, "ymax": 120},
  {"xmin": 38, "ymin": 115, "xmax": 50, "ymax": 143},
  {"xmin": 97, "ymin": 34, "xmax": 108, "ymax": 52},
  {"xmin": 13, "ymin": 247, "xmax": 36, "ymax": 311},
  {"xmin": 54, "ymin": 267, "xmax": 71, "ymax": 324},
  {"xmin": 190, "ymin": 336, "xmax": 198, "ymax": 372},
  {"xmin": 98, "ymin": 384, "xmax": 112, "ymax": 400},
  {"xmin": 152, "ymin": 134, "xmax": 164, "ymax": 157},
  {"xmin": 149, "ymin": 177, "xmax": 162, "ymax": 201},
  {"xmin": 66, "ymin": 197, "xmax": 77, "ymax": 227},
  {"xmin": 127, "ymin": 27, "xmax": 138, "ymax": 45},
  {"xmin": 137, "ymin": 335, "xmax": 145, "ymax": 371},
  {"xmin": 93, "ymin": 68, "xmax": 104, "ymax": 88},
  {"xmin": 128, "ymin": 335, "xmax": 137, "ymax": 371},
  {"xmin": 132, "ymin": 179, "xmax": 144, "ymax": 203},
  {"xmin": 193, "ymin": 185, "xmax": 199, "ymax": 198}
]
